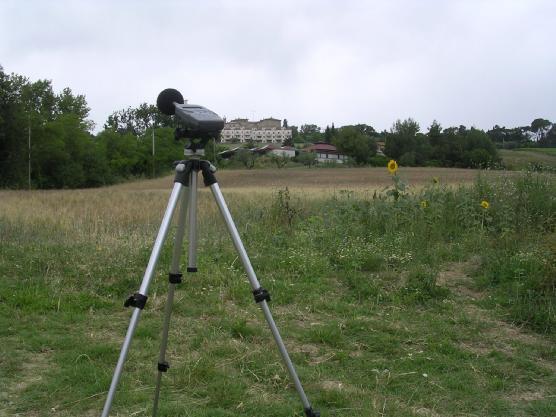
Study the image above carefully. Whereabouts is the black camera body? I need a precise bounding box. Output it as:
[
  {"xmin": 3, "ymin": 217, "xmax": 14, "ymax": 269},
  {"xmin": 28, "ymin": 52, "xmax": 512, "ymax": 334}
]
[{"xmin": 157, "ymin": 89, "xmax": 224, "ymax": 152}]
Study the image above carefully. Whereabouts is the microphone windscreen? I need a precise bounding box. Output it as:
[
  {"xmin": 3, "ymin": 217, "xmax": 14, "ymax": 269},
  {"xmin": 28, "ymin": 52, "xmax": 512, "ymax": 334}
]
[{"xmin": 157, "ymin": 88, "xmax": 184, "ymax": 115}]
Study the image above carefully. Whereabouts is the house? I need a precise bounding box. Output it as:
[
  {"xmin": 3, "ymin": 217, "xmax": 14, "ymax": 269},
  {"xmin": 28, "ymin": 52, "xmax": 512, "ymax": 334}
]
[
  {"xmin": 304, "ymin": 142, "xmax": 348, "ymax": 163},
  {"xmin": 220, "ymin": 117, "xmax": 292, "ymax": 144},
  {"xmin": 218, "ymin": 146, "xmax": 242, "ymax": 159},
  {"xmin": 376, "ymin": 141, "xmax": 386, "ymax": 156},
  {"xmin": 270, "ymin": 145, "xmax": 296, "ymax": 158},
  {"xmin": 217, "ymin": 144, "xmax": 295, "ymax": 159}
]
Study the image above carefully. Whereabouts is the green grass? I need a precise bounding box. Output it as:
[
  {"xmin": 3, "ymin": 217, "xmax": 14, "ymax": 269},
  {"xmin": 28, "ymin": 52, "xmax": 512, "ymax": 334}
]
[
  {"xmin": 500, "ymin": 148, "xmax": 556, "ymax": 170},
  {"xmin": 516, "ymin": 148, "xmax": 556, "ymax": 156},
  {"xmin": 1, "ymin": 172, "xmax": 555, "ymax": 416}
]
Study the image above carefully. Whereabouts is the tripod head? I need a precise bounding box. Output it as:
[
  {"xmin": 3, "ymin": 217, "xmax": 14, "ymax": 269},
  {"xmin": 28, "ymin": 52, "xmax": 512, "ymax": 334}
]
[{"xmin": 157, "ymin": 88, "xmax": 224, "ymax": 153}]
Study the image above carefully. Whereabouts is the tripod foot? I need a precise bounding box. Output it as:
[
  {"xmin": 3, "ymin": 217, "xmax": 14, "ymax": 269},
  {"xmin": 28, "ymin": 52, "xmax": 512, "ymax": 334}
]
[{"xmin": 305, "ymin": 407, "xmax": 320, "ymax": 417}]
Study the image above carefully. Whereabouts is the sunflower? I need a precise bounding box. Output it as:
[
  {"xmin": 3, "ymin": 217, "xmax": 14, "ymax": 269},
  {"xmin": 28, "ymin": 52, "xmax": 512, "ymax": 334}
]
[
  {"xmin": 387, "ymin": 160, "xmax": 398, "ymax": 174},
  {"xmin": 420, "ymin": 200, "xmax": 428, "ymax": 209},
  {"xmin": 481, "ymin": 200, "xmax": 490, "ymax": 209}
]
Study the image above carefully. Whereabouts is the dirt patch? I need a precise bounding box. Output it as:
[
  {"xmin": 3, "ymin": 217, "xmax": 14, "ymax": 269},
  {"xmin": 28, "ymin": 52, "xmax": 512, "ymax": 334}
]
[
  {"xmin": 290, "ymin": 343, "xmax": 320, "ymax": 356},
  {"xmin": 436, "ymin": 257, "xmax": 482, "ymax": 299},
  {"xmin": 509, "ymin": 389, "xmax": 547, "ymax": 402},
  {"xmin": 321, "ymin": 380, "xmax": 345, "ymax": 391}
]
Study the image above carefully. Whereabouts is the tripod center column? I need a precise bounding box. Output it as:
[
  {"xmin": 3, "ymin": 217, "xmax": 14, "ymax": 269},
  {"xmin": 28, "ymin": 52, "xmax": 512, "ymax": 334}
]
[{"xmin": 187, "ymin": 167, "xmax": 199, "ymax": 273}]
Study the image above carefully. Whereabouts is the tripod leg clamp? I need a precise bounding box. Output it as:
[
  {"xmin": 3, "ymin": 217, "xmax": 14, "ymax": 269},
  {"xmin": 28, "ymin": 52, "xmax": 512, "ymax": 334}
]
[
  {"xmin": 200, "ymin": 161, "xmax": 217, "ymax": 186},
  {"xmin": 305, "ymin": 407, "xmax": 320, "ymax": 417},
  {"xmin": 124, "ymin": 293, "xmax": 148, "ymax": 309},
  {"xmin": 169, "ymin": 272, "xmax": 183, "ymax": 284},
  {"xmin": 157, "ymin": 361, "xmax": 170, "ymax": 372},
  {"xmin": 253, "ymin": 287, "xmax": 271, "ymax": 303}
]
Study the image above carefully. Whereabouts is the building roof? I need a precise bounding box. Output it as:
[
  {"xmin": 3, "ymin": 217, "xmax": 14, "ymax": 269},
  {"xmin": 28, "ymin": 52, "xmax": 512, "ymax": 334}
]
[{"xmin": 305, "ymin": 142, "xmax": 340, "ymax": 153}]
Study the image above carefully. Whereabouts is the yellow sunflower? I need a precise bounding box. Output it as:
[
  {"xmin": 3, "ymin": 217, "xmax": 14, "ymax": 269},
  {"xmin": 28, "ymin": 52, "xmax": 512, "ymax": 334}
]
[
  {"xmin": 481, "ymin": 200, "xmax": 490, "ymax": 209},
  {"xmin": 387, "ymin": 160, "xmax": 398, "ymax": 174}
]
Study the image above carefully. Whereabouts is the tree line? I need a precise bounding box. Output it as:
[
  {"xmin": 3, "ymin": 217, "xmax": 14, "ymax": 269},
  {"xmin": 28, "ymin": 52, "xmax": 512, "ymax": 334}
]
[
  {"xmin": 0, "ymin": 66, "xmax": 193, "ymax": 188},
  {"xmin": 287, "ymin": 117, "xmax": 556, "ymax": 168},
  {"xmin": 1, "ymin": 67, "xmax": 555, "ymax": 189}
]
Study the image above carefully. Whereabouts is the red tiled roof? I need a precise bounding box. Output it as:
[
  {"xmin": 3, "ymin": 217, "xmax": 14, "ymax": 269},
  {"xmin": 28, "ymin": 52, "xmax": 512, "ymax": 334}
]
[{"xmin": 305, "ymin": 143, "xmax": 339, "ymax": 153}]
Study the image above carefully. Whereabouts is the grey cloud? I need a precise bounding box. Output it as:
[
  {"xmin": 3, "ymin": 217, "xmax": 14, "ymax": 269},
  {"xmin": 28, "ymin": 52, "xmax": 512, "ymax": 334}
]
[{"xmin": 1, "ymin": 0, "xmax": 554, "ymax": 132}]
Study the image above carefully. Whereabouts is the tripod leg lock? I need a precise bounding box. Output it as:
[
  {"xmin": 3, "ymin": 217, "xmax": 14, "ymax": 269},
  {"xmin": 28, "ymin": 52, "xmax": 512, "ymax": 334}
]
[
  {"xmin": 304, "ymin": 407, "xmax": 320, "ymax": 417},
  {"xmin": 252, "ymin": 287, "xmax": 271, "ymax": 304},
  {"xmin": 169, "ymin": 272, "xmax": 183, "ymax": 284},
  {"xmin": 157, "ymin": 361, "xmax": 170, "ymax": 372},
  {"xmin": 124, "ymin": 293, "xmax": 148, "ymax": 310},
  {"xmin": 200, "ymin": 161, "xmax": 217, "ymax": 186}
]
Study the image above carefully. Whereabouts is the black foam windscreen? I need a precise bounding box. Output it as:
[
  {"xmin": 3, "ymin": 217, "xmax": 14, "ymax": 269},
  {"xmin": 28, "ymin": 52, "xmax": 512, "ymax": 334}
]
[{"xmin": 156, "ymin": 88, "xmax": 184, "ymax": 115}]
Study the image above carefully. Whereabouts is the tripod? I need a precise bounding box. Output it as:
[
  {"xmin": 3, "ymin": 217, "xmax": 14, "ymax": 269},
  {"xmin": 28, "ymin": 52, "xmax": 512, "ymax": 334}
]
[{"xmin": 100, "ymin": 155, "xmax": 319, "ymax": 417}]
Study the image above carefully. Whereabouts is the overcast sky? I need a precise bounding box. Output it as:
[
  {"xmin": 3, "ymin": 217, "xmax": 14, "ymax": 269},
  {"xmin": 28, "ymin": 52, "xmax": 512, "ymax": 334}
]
[{"xmin": 1, "ymin": 0, "xmax": 555, "ymax": 133}]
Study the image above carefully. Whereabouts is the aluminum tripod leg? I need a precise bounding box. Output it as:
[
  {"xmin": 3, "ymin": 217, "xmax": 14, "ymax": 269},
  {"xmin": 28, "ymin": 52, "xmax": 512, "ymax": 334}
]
[
  {"xmin": 100, "ymin": 182, "xmax": 185, "ymax": 417},
  {"xmin": 151, "ymin": 185, "xmax": 190, "ymax": 417},
  {"xmin": 209, "ymin": 182, "xmax": 317, "ymax": 416},
  {"xmin": 186, "ymin": 170, "xmax": 199, "ymax": 272}
]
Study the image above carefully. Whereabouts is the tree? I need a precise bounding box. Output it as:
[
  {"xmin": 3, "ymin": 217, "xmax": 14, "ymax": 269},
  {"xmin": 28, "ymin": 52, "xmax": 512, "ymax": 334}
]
[
  {"xmin": 324, "ymin": 125, "xmax": 332, "ymax": 143},
  {"xmin": 543, "ymin": 125, "xmax": 556, "ymax": 147},
  {"xmin": 0, "ymin": 67, "xmax": 104, "ymax": 188},
  {"xmin": 104, "ymin": 103, "xmax": 175, "ymax": 135},
  {"xmin": 0, "ymin": 66, "xmax": 28, "ymax": 186},
  {"xmin": 283, "ymin": 134, "xmax": 294, "ymax": 147},
  {"xmin": 531, "ymin": 118, "xmax": 551, "ymax": 133},
  {"xmin": 353, "ymin": 124, "xmax": 376, "ymax": 136},
  {"xmin": 530, "ymin": 118, "xmax": 552, "ymax": 145},
  {"xmin": 56, "ymin": 87, "xmax": 93, "ymax": 130},
  {"xmin": 384, "ymin": 118, "xmax": 420, "ymax": 159},
  {"xmin": 333, "ymin": 125, "xmax": 377, "ymax": 165},
  {"xmin": 289, "ymin": 125, "xmax": 300, "ymax": 144},
  {"xmin": 299, "ymin": 124, "xmax": 323, "ymax": 143},
  {"xmin": 392, "ymin": 118, "xmax": 420, "ymax": 137}
]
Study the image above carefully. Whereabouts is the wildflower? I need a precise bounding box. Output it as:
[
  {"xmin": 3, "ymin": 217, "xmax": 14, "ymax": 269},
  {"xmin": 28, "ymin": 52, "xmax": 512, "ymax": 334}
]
[
  {"xmin": 420, "ymin": 200, "xmax": 428, "ymax": 209},
  {"xmin": 387, "ymin": 160, "xmax": 398, "ymax": 174},
  {"xmin": 481, "ymin": 200, "xmax": 490, "ymax": 209}
]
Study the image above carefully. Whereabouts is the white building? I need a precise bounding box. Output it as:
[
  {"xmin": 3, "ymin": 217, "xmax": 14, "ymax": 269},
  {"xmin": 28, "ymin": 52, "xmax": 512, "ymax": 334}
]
[
  {"xmin": 220, "ymin": 117, "xmax": 292, "ymax": 144},
  {"xmin": 270, "ymin": 146, "xmax": 296, "ymax": 158},
  {"xmin": 305, "ymin": 142, "xmax": 348, "ymax": 163}
]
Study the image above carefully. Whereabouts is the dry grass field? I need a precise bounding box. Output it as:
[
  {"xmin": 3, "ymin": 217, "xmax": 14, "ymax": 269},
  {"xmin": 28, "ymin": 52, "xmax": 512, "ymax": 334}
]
[
  {"xmin": 115, "ymin": 167, "xmax": 508, "ymax": 193},
  {"xmin": 0, "ymin": 167, "xmax": 503, "ymax": 240}
]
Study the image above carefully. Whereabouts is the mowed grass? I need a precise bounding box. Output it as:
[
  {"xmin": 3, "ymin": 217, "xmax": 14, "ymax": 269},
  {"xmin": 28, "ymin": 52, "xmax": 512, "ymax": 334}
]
[
  {"xmin": 0, "ymin": 167, "xmax": 555, "ymax": 417},
  {"xmin": 500, "ymin": 148, "xmax": 556, "ymax": 170}
]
